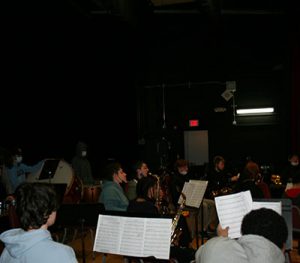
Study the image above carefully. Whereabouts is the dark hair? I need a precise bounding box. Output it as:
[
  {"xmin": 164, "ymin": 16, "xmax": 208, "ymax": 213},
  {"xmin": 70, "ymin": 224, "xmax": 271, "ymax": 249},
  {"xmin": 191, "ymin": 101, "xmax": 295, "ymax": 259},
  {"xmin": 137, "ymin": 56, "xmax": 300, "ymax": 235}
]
[
  {"xmin": 243, "ymin": 161, "xmax": 260, "ymax": 180},
  {"xmin": 102, "ymin": 162, "xmax": 122, "ymax": 181},
  {"xmin": 15, "ymin": 182, "xmax": 58, "ymax": 230},
  {"xmin": 136, "ymin": 176, "xmax": 157, "ymax": 200},
  {"xmin": 133, "ymin": 161, "xmax": 145, "ymax": 171},
  {"xmin": 213, "ymin": 155, "xmax": 225, "ymax": 166},
  {"xmin": 174, "ymin": 159, "xmax": 188, "ymax": 169},
  {"xmin": 241, "ymin": 208, "xmax": 288, "ymax": 249}
]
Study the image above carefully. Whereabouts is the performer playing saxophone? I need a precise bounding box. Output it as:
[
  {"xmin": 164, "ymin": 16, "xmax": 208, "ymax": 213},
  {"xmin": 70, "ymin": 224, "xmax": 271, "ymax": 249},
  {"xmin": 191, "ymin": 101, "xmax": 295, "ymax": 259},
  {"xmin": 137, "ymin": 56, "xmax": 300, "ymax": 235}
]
[{"xmin": 127, "ymin": 177, "xmax": 195, "ymax": 263}]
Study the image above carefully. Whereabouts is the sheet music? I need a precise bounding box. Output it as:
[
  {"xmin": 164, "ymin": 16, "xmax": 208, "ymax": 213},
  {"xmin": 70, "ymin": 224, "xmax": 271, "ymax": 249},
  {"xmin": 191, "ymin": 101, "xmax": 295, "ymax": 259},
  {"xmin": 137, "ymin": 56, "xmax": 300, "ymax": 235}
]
[
  {"xmin": 215, "ymin": 190, "xmax": 253, "ymax": 239},
  {"xmin": 178, "ymin": 180, "xmax": 208, "ymax": 208},
  {"xmin": 252, "ymin": 201, "xmax": 282, "ymax": 215},
  {"xmin": 93, "ymin": 215, "xmax": 172, "ymax": 260}
]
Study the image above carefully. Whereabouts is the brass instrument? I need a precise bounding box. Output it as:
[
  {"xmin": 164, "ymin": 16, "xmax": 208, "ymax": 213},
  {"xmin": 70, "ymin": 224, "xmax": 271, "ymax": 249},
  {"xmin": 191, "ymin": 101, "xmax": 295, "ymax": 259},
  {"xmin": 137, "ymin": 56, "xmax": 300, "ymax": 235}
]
[
  {"xmin": 171, "ymin": 192, "xmax": 186, "ymax": 246},
  {"xmin": 271, "ymin": 174, "xmax": 282, "ymax": 185}
]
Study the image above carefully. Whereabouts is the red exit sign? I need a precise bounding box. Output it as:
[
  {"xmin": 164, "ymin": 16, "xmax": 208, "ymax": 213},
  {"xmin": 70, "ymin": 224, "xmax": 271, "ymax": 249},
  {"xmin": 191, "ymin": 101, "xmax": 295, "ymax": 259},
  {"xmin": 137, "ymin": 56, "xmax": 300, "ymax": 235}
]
[{"xmin": 189, "ymin": 119, "xmax": 199, "ymax": 127}]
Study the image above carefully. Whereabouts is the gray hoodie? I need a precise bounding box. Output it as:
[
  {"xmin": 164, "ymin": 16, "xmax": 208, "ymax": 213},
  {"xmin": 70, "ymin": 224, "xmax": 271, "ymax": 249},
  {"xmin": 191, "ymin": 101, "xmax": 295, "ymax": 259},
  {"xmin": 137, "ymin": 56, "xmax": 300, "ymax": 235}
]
[
  {"xmin": 195, "ymin": 234, "xmax": 285, "ymax": 263},
  {"xmin": 0, "ymin": 228, "xmax": 77, "ymax": 263}
]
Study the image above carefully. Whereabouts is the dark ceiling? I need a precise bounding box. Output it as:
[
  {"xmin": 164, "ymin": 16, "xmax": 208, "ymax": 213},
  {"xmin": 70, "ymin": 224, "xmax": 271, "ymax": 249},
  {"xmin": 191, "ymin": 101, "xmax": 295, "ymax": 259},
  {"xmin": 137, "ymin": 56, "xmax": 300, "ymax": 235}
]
[{"xmin": 1, "ymin": 0, "xmax": 299, "ymax": 164}]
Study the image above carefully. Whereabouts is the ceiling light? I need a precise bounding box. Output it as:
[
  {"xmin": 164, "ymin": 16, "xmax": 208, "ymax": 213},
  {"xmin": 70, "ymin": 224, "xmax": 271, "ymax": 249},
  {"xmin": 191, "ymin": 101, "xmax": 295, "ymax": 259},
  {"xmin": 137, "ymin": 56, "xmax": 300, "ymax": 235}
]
[{"xmin": 236, "ymin": 107, "xmax": 274, "ymax": 115}]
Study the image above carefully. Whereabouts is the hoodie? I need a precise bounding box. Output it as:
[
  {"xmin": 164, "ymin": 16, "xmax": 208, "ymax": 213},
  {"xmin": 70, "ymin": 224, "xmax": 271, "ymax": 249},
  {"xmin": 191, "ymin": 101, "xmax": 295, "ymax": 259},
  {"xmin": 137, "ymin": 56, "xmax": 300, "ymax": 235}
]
[
  {"xmin": 195, "ymin": 234, "xmax": 285, "ymax": 263},
  {"xmin": 99, "ymin": 180, "xmax": 129, "ymax": 211},
  {"xmin": 0, "ymin": 228, "xmax": 77, "ymax": 263},
  {"xmin": 71, "ymin": 141, "xmax": 94, "ymax": 185}
]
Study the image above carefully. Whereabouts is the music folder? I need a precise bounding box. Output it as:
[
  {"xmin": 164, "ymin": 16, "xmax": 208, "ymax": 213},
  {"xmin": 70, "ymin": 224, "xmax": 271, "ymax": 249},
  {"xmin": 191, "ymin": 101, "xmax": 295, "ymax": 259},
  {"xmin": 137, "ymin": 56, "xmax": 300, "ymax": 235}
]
[{"xmin": 93, "ymin": 213, "xmax": 172, "ymax": 260}]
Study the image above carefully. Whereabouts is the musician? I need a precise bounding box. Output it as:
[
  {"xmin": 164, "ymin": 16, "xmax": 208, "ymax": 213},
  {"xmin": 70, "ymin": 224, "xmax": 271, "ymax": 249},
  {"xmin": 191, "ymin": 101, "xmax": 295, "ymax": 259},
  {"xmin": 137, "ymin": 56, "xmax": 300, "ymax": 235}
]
[
  {"xmin": 171, "ymin": 159, "xmax": 218, "ymax": 236},
  {"xmin": 235, "ymin": 161, "xmax": 265, "ymax": 199},
  {"xmin": 195, "ymin": 208, "xmax": 288, "ymax": 263},
  {"xmin": 127, "ymin": 176, "xmax": 195, "ymax": 263},
  {"xmin": 280, "ymin": 153, "xmax": 300, "ymax": 185},
  {"xmin": 0, "ymin": 182, "xmax": 77, "ymax": 262},
  {"xmin": 126, "ymin": 161, "xmax": 150, "ymax": 201},
  {"xmin": 170, "ymin": 159, "xmax": 190, "ymax": 207},
  {"xmin": 71, "ymin": 141, "xmax": 94, "ymax": 185},
  {"xmin": 98, "ymin": 161, "xmax": 129, "ymax": 211},
  {"xmin": 207, "ymin": 155, "xmax": 239, "ymax": 197},
  {"xmin": 1, "ymin": 147, "xmax": 43, "ymax": 197},
  {"xmin": 127, "ymin": 176, "xmax": 158, "ymax": 214}
]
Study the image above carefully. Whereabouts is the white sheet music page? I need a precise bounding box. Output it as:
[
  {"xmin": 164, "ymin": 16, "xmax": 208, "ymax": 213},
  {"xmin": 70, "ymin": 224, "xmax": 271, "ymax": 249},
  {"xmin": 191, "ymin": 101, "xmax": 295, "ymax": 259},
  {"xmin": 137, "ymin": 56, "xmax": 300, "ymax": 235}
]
[
  {"xmin": 215, "ymin": 190, "xmax": 253, "ymax": 239},
  {"xmin": 252, "ymin": 201, "xmax": 282, "ymax": 215},
  {"xmin": 93, "ymin": 215, "xmax": 172, "ymax": 260},
  {"xmin": 178, "ymin": 180, "xmax": 208, "ymax": 208},
  {"xmin": 143, "ymin": 218, "xmax": 172, "ymax": 259},
  {"xmin": 93, "ymin": 215, "xmax": 122, "ymax": 254}
]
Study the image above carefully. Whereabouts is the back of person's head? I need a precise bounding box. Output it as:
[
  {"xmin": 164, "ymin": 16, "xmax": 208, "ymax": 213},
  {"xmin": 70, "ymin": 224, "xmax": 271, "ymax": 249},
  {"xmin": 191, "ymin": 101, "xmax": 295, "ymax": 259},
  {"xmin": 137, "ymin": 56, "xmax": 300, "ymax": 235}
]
[
  {"xmin": 102, "ymin": 162, "xmax": 122, "ymax": 181},
  {"xmin": 136, "ymin": 176, "xmax": 157, "ymax": 200},
  {"xmin": 15, "ymin": 182, "xmax": 58, "ymax": 230},
  {"xmin": 241, "ymin": 208, "xmax": 288, "ymax": 249},
  {"xmin": 243, "ymin": 161, "xmax": 260, "ymax": 180}
]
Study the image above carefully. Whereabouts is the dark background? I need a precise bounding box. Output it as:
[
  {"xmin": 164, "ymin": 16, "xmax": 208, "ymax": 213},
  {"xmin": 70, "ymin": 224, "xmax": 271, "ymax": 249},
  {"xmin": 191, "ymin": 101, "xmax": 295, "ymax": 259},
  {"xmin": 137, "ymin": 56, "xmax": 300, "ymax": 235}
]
[{"xmin": 1, "ymin": 0, "xmax": 299, "ymax": 176}]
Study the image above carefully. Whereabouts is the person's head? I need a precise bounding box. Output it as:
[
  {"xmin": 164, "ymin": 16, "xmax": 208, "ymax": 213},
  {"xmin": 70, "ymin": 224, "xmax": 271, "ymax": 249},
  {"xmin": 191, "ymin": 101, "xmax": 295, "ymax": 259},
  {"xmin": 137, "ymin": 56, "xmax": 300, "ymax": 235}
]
[
  {"xmin": 103, "ymin": 162, "xmax": 127, "ymax": 184},
  {"xmin": 134, "ymin": 161, "xmax": 149, "ymax": 179},
  {"xmin": 15, "ymin": 182, "xmax": 59, "ymax": 231},
  {"xmin": 136, "ymin": 176, "xmax": 158, "ymax": 201},
  {"xmin": 213, "ymin": 156, "xmax": 225, "ymax": 171},
  {"xmin": 241, "ymin": 208, "xmax": 288, "ymax": 250},
  {"xmin": 175, "ymin": 159, "xmax": 189, "ymax": 175},
  {"xmin": 75, "ymin": 141, "xmax": 88, "ymax": 158},
  {"xmin": 243, "ymin": 161, "xmax": 261, "ymax": 181},
  {"xmin": 288, "ymin": 154, "xmax": 299, "ymax": 167},
  {"xmin": 12, "ymin": 147, "xmax": 23, "ymax": 164}
]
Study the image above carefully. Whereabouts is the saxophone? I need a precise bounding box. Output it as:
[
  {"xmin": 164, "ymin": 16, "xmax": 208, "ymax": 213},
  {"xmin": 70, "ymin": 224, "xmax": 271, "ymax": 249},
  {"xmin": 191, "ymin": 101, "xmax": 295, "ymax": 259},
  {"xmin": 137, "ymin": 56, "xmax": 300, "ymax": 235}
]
[
  {"xmin": 152, "ymin": 173, "xmax": 169, "ymax": 215},
  {"xmin": 170, "ymin": 192, "xmax": 186, "ymax": 246}
]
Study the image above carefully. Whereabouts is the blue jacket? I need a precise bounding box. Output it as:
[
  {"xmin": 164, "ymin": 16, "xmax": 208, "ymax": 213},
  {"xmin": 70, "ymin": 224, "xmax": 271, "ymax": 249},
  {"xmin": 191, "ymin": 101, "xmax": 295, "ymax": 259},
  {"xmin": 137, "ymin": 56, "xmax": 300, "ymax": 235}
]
[
  {"xmin": 0, "ymin": 228, "xmax": 77, "ymax": 263},
  {"xmin": 99, "ymin": 181, "xmax": 129, "ymax": 211},
  {"xmin": 4, "ymin": 161, "xmax": 44, "ymax": 194}
]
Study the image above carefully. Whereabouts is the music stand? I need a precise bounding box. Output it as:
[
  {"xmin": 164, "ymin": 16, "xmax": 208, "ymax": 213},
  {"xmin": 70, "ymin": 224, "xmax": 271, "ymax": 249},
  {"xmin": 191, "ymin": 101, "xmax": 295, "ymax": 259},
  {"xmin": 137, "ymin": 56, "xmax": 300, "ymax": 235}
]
[
  {"xmin": 55, "ymin": 203, "xmax": 105, "ymax": 263},
  {"xmin": 39, "ymin": 159, "xmax": 60, "ymax": 182}
]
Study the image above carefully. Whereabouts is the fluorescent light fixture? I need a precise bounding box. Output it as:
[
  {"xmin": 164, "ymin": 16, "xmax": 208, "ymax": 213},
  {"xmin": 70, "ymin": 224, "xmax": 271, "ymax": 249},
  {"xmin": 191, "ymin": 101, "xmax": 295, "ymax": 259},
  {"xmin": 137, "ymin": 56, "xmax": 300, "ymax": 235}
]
[{"xmin": 236, "ymin": 107, "xmax": 274, "ymax": 115}]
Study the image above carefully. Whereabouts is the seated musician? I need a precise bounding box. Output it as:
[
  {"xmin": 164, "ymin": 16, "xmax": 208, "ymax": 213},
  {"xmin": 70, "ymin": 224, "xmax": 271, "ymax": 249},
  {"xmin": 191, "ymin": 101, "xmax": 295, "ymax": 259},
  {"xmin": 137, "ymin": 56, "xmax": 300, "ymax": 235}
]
[
  {"xmin": 207, "ymin": 155, "xmax": 239, "ymax": 197},
  {"xmin": 195, "ymin": 208, "xmax": 288, "ymax": 263},
  {"xmin": 98, "ymin": 161, "xmax": 129, "ymax": 211},
  {"xmin": 127, "ymin": 176, "xmax": 195, "ymax": 263},
  {"xmin": 280, "ymin": 153, "xmax": 300, "ymax": 185},
  {"xmin": 126, "ymin": 161, "xmax": 150, "ymax": 201},
  {"xmin": 0, "ymin": 182, "xmax": 77, "ymax": 263},
  {"xmin": 171, "ymin": 159, "xmax": 217, "ymax": 236},
  {"xmin": 235, "ymin": 161, "xmax": 265, "ymax": 199}
]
